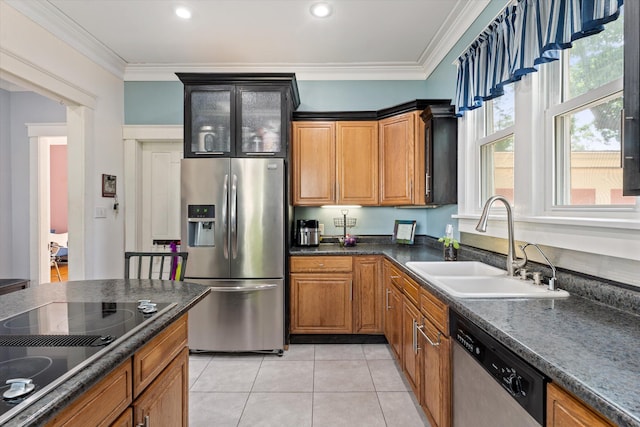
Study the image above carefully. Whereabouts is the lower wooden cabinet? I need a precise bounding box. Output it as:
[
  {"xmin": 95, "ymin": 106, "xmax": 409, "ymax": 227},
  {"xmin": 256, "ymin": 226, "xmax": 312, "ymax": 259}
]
[
  {"xmin": 290, "ymin": 273, "xmax": 353, "ymax": 333},
  {"xmin": 547, "ymin": 383, "xmax": 614, "ymax": 427},
  {"xmin": 383, "ymin": 261, "xmax": 403, "ymax": 361},
  {"xmin": 133, "ymin": 347, "xmax": 189, "ymax": 427},
  {"xmin": 110, "ymin": 408, "xmax": 133, "ymax": 427},
  {"xmin": 289, "ymin": 255, "xmax": 383, "ymax": 334},
  {"xmin": 418, "ymin": 315, "xmax": 451, "ymax": 427},
  {"xmin": 402, "ymin": 295, "xmax": 422, "ymax": 398},
  {"xmin": 383, "ymin": 259, "xmax": 451, "ymax": 427},
  {"xmin": 46, "ymin": 314, "xmax": 189, "ymax": 427},
  {"xmin": 46, "ymin": 360, "xmax": 133, "ymax": 427},
  {"xmin": 353, "ymin": 256, "xmax": 383, "ymax": 333}
]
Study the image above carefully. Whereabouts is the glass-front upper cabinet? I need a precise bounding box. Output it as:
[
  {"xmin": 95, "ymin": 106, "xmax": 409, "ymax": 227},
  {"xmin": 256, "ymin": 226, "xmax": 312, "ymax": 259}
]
[
  {"xmin": 189, "ymin": 87, "xmax": 233, "ymax": 156},
  {"xmin": 178, "ymin": 74, "xmax": 300, "ymax": 158},
  {"xmin": 238, "ymin": 87, "xmax": 284, "ymax": 156}
]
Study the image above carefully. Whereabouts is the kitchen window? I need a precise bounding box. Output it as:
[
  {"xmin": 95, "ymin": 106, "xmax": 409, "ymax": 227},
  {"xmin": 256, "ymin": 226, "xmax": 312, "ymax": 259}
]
[
  {"xmin": 478, "ymin": 86, "xmax": 515, "ymax": 206},
  {"xmin": 548, "ymin": 11, "xmax": 634, "ymax": 207},
  {"xmin": 457, "ymin": 4, "xmax": 638, "ymax": 283}
]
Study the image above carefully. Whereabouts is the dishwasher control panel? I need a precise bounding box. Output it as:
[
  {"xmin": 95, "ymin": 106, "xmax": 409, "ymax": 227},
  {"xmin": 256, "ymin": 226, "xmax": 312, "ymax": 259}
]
[{"xmin": 450, "ymin": 310, "xmax": 547, "ymax": 425}]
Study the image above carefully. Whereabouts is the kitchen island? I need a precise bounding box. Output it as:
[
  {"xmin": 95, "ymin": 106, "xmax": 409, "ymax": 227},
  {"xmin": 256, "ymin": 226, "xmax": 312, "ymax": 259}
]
[
  {"xmin": 291, "ymin": 242, "xmax": 640, "ymax": 427},
  {"xmin": 0, "ymin": 279, "xmax": 209, "ymax": 427}
]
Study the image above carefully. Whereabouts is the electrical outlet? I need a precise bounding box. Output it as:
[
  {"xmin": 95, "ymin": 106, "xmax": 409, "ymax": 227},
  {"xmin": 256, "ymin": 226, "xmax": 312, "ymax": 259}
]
[
  {"xmin": 319, "ymin": 223, "xmax": 325, "ymax": 235},
  {"xmin": 95, "ymin": 206, "xmax": 107, "ymax": 218}
]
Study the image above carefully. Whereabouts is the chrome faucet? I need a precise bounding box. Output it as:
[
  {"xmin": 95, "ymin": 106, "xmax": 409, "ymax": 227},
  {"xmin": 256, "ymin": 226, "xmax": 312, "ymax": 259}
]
[
  {"xmin": 476, "ymin": 195, "xmax": 527, "ymax": 276},
  {"xmin": 521, "ymin": 243, "xmax": 557, "ymax": 291}
]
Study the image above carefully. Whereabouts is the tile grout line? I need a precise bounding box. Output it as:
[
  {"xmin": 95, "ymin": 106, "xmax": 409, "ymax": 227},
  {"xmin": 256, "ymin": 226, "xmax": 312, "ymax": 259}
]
[{"xmin": 236, "ymin": 355, "xmax": 264, "ymax": 427}]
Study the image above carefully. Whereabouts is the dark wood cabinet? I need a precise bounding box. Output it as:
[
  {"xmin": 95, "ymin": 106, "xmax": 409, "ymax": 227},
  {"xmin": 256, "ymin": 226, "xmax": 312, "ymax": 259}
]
[
  {"xmin": 421, "ymin": 104, "xmax": 457, "ymax": 205},
  {"xmin": 177, "ymin": 73, "xmax": 300, "ymax": 158},
  {"xmin": 623, "ymin": 0, "xmax": 640, "ymax": 195}
]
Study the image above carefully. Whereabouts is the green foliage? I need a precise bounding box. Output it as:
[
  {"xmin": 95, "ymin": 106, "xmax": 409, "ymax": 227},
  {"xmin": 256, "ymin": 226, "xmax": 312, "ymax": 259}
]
[
  {"xmin": 566, "ymin": 12, "xmax": 624, "ymax": 150},
  {"xmin": 438, "ymin": 236, "xmax": 460, "ymax": 249}
]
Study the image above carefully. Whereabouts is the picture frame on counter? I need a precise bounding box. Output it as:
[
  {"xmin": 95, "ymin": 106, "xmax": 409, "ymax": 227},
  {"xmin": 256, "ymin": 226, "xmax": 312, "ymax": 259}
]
[{"xmin": 392, "ymin": 220, "xmax": 416, "ymax": 245}]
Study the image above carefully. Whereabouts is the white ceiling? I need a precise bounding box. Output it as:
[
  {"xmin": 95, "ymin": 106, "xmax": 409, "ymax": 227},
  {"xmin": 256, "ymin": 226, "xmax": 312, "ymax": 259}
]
[{"xmin": 5, "ymin": 0, "xmax": 491, "ymax": 81}]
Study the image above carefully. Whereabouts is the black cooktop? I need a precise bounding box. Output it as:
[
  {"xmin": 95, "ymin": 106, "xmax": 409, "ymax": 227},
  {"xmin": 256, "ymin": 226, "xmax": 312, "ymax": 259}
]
[{"xmin": 0, "ymin": 301, "xmax": 171, "ymax": 420}]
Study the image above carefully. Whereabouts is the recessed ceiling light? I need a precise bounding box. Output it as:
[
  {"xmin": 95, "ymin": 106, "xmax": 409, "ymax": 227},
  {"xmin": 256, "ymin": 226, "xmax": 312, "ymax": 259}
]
[
  {"xmin": 310, "ymin": 2, "xmax": 332, "ymax": 18},
  {"xmin": 175, "ymin": 7, "xmax": 191, "ymax": 19}
]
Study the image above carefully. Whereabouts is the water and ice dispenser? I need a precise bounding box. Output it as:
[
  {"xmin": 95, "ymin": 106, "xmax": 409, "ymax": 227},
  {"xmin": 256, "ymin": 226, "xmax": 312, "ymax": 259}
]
[{"xmin": 187, "ymin": 204, "xmax": 215, "ymax": 247}]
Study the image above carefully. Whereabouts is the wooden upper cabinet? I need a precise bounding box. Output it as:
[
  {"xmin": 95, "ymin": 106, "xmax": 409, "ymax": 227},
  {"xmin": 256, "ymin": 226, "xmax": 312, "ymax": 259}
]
[
  {"xmin": 292, "ymin": 122, "xmax": 336, "ymax": 205},
  {"xmin": 293, "ymin": 121, "xmax": 378, "ymax": 206},
  {"xmin": 337, "ymin": 121, "xmax": 379, "ymax": 205},
  {"xmin": 379, "ymin": 111, "xmax": 424, "ymax": 205}
]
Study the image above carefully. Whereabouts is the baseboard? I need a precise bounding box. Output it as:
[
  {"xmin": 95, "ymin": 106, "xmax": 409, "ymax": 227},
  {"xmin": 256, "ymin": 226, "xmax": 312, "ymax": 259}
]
[{"xmin": 290, "ymin": 334, "xmax": 388, "ymax": 344}]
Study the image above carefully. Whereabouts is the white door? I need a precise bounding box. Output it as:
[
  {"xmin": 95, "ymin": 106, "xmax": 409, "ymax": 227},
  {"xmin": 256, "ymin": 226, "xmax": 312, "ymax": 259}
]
[{"xmin": 141, "ymin": 142, "xmax": 182, "ymax": 253}]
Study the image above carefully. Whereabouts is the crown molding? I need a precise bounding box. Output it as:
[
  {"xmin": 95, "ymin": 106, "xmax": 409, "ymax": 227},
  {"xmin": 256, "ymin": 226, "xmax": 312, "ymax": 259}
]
[
  {"xmin": 125, "ymin": 63, "xmax": 429, "ymax": 81},
  {"xmin": 5, "ymin": 0, "xmax": 126, "ymax": 79},
  {"xmin": 6, "ymin": 0, "xmax": 488, "ymax": 83},
  {"xmin": 418, "ymin": 0, "xmax": 491, "ymax": 78}
]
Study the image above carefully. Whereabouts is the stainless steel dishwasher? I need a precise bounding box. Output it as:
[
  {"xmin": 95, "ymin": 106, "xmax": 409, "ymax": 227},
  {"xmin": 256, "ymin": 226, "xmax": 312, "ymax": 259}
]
[{"xmin": 450, "ymin": 310, "xmax": 547, "ymax": 427}]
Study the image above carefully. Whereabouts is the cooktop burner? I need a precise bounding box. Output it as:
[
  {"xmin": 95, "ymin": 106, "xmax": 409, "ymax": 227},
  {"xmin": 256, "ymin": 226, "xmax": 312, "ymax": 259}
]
[{"xmin": 0, "ymin": 301, "xmax": 173, "ymax": 421}]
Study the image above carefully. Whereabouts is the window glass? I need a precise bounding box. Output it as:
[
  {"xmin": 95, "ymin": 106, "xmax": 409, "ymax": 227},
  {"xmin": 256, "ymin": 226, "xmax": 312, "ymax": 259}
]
[
  {"xmin": 553, "ymin": 11, "xmax": 631, "ymax": 206},
  {"xmin": 481, "ymin": 135, "xmax": 514, "ymax": 205},
  {"xmin": 564, "ymin": 11, "xmax": 624, "ymax": 100},
  {"xmin": 554, "ymin": 95, "xmax": 634, "ymax": 205},
  {"xmin": 488, "ymin": 85, "xmax": 515, "ymax": 133}
]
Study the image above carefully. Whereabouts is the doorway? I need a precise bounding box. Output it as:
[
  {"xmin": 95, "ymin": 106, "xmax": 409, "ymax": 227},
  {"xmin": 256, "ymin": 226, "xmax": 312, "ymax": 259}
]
[{"xmin": 27, "ymin": 125, "xmax": 68, "ymax": 284}]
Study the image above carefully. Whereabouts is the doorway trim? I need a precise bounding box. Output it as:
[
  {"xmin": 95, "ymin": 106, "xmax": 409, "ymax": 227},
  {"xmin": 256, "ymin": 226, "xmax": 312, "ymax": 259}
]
[
  {"xmin": 28, "ymin": 123, "xmax": 66, "ymax": 284},
  {"xmin": 122, "ymin": 125, "xmax": 183, "ymax": 251}
]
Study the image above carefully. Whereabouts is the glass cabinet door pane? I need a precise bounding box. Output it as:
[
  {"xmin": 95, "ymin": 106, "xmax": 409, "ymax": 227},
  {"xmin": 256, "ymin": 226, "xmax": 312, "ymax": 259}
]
[
  {"xmin": 191, "ymin": 90, "xmax": 231, "ymax": 154},
  {"xmin": 240, "ymin": 91, "xmax": 282, "ymax": 154}
]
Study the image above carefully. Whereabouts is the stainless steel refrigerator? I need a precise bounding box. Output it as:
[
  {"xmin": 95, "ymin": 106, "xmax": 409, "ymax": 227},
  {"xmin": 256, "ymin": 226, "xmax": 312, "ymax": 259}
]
[{"xmin": 181, "ymin": 157, "xmax": 285, "ymax": 353}]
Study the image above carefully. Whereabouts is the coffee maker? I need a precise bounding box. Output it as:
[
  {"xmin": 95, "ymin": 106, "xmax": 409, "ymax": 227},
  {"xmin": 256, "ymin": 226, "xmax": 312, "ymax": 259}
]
[{"xmin": 295, "ymin": 219, "xmax": 320, "ymax": 247}]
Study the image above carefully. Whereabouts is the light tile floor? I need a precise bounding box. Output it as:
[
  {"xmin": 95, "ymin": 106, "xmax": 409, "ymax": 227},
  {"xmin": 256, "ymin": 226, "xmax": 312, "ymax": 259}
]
[{"xmin": 189, "ymin": 344, "xmax": 430, "ymax": 427}]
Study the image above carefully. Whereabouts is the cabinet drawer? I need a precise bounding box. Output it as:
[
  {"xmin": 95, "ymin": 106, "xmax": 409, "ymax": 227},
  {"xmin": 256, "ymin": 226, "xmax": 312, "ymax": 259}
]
[
  {"xmin": 403, "ymin": 276, "xmax": 420, "ymax": 306},
  {"xmin": 420, "ymin": 288, "xmax": 448, "ymax": 335},
  {"xmin": 388, "ymin": 264, "xmax": 403, "ymax": 289},
  {"xmin": 290, "ymin": 256, "xmax": 352, "ymax": 273},
  {"xmin": 133, "ymin": 314, "xmax": 188, "ymax": 397},
  {"xmin": 46, "ymin": 361, "xmax": 132, "ymax": 427}
]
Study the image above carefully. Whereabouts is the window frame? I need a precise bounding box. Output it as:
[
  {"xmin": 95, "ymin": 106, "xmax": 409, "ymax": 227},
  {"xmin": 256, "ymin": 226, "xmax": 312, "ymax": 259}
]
[{"xmin": 457, "ymin": 55, "xmax": 639, "ymax": 275}]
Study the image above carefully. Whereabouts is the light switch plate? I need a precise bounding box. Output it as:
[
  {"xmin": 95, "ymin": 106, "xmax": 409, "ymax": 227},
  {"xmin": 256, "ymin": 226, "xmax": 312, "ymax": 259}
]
[
  {"xmin": 319, "ymin": 223, "xmax": 325, "ymax": 235},
  {"xmin": 95, "ymin": 206, "xmax": 107, "ymax": 218}
]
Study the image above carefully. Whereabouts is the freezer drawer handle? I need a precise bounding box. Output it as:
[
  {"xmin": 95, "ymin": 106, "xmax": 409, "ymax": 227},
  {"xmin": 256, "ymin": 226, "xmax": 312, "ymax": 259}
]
[{"xmin": 208, "ymin": 284, "xmax": 278, "ymax": 292}]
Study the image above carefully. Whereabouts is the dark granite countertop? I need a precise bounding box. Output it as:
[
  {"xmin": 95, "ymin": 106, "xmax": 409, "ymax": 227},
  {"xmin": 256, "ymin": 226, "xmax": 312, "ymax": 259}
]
[
  {"xmin": 291, "ymin": 243, "xmax": 640, "ymax": 427},
  {"xmin": 0, "ymin": 279, "xmax": 210, "ymax": 427},
  {"xmin": 0, "ymin": 279, "xmax": 29, "ymax": 287}
]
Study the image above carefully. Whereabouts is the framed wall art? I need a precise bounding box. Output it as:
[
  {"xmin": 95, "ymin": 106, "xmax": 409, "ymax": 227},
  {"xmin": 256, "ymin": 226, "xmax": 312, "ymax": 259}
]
[{"xmin": 102, "ymin": 174, "xmax": 117, "ymax": 197}]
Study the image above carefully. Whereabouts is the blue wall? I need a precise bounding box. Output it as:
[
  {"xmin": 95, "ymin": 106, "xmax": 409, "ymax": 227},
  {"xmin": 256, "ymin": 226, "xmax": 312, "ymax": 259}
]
[
  {"xmin": 124, "ymin": 80, "xmax": 445, "ymax": 124},
  {"xmin": 123, "ymin": 0, "xmax": 508, "ymax": 238}
]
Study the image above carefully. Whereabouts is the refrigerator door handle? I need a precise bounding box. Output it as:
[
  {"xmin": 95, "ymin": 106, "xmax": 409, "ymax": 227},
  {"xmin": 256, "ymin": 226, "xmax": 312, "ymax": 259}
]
[
  {"xmin": 208, "ymin": 284, "xmax": 278, "ymax": 292},
  {"xmin": 231, "ymin": 174, "xmax": 238, "ymax": 259},
  {"xmin": 222, "ymin": 174, "xmax": 229, "ymax": 259}
]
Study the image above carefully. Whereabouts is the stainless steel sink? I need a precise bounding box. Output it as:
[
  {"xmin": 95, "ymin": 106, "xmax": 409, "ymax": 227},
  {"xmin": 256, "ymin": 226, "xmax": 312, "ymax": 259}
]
[{"xmin": 405, "ymin": 261, "xmax": 569, "ymax": 299}]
